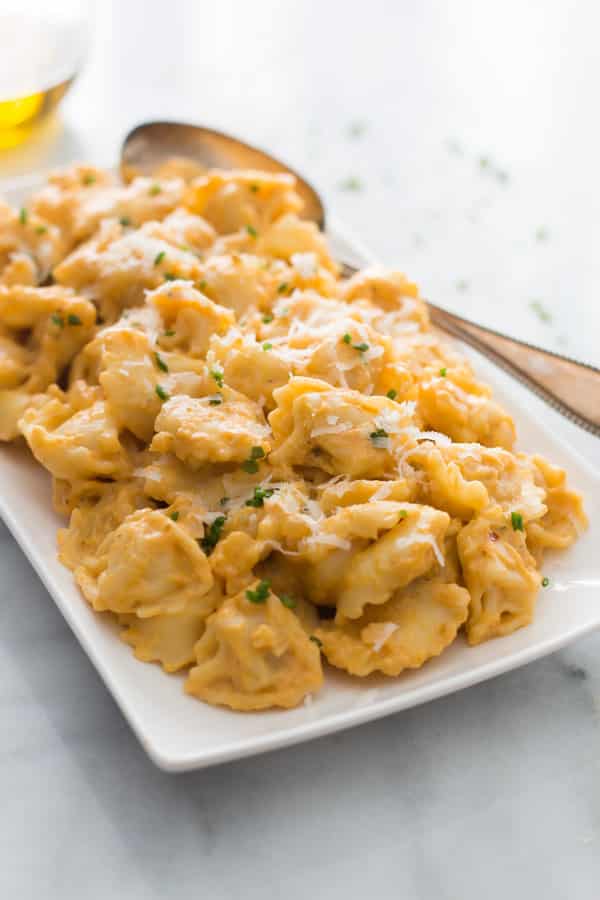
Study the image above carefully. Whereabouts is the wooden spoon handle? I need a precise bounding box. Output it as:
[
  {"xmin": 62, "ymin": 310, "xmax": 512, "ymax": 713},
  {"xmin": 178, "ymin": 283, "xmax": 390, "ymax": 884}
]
[{"xmin": 426, "ymin": 300, "xmax": 600, "ymax": 437}]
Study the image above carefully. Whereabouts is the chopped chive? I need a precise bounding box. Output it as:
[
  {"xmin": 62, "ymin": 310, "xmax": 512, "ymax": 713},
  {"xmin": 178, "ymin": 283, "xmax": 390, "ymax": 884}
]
[
  {"xmin": 399, "ymin": 509, "xmax": 408, "ymax": 518},
  {"xmin": 246, "ymin": 580, "xmax": 271, "ymax": 604},
  {"xmin": 262, "ymin": 342, "xmax": 273, "ymax": 351},
  {"xmin": 82, "ymin": 174, "xmax": 96, "ymax": 186},
  {"xmin": 211, "ymin": 369, "xmax": 224, "ymax": 388},
  {"xmin": 200, "ymin": 515, "xmax": 226, "ymax": 553},
  {"xmin": 310, "ymin": 635, "xmax": 323, "ymax": 648},
  {"xmin": 386, "ymin": 389, "xmax": 397, "ymax": 400},
  {"xmin": 338, "ymin": 175, "xmax": 363, "ymax": 192},
  {"xmin": 164, "ymin": 272, "xmax": 176, "ymax": 281},
  {"xmin": 199, "ymin": 279, "xmax": 207, "ymax": 290},
  {"xmin": 542, "ymin": 576, "xmax": 550, "ymax": 587},
  {"xmin": 342, "ymin": 333, "xmax": 352, "ymax": 344},
  {"xmin": 19, "ymin": 207, "xmax": 27, "ymax": 225},
  {"xmin": 529, "ymin": 300, "xmax": 552, "ymax": 324},
  {"xmin": 262, "ymin": 313, "xmax": 274, "ymax": 324},
  {"xmin": 277, "ymin": 282, "xmax": 289, "ymax": 294},
  {"xmin": 119, "ymin": 216, "xmax": 131, "ymax": 227},
  {"xmin": 439, "ymin": 367, "xmax": 447, "ymax": 377},
  {"xmin": 169, "ymin": 511, "xmax": 180, "ymax": 521},
  {"xmin": 35, "ymin": 225, "xmax": 48, "ymax": 235},
  {"xmin": 245, "ymin": 224, "xmax": 258, "ymax": 238},
  {"xmin": 280, "ymin": 594, "xmax": 296, "ymax": 609},
  {"xmin": 353, "ymin": 342, "xmax": 369, "ymax": 353},
  {"xmin": 250, "ymin": 446, "xmax": 265, "ymax": 459},
  {"xmin": 155, "ymin": 384, "xmax": 169, "ymax": 401},
  {"xmin": 250, "ymin": 183, "xmax": 260, "ymax": 193},
  {"xmin": 242, "ymin": 460, "xmax": 259, "ymax": 473},
  {"xmin": 154, "ymin": 251, "xmax": 166, "ymax": 266},
  {"xmin": 370, "ymin": 428, "xmax": 388, "ymax": 441},
  {"xmin": 511, "ymin": 511, "xmax": 524, "ymax": 532},
  {"xmin": 67, "ymin": 313, "xmax": 82, "ymax": 326},
  {"xmin": 164, "ymin": 329, "xmax": 176, "ymax": 337},
  {"xmin": 51, "ymin": 313, "xmax": 64, "ymax": 328},
  {"xmin": 155, "ymin": 351, "xmax": 169, "ymax": 373},
  {"xmin": 149, "ymin": 183, "xmax": 162, "ymax": 196},
  {"xmin": 219, "ymin": 496, "xmax": 229, "ymax": 506},
  {"xmin": 208, "ymin": 394, "xmax": 223, "ymax": 405},
  {"xmin": 245, "ymin": 486, "xmax": 275, "ymax": 508}
]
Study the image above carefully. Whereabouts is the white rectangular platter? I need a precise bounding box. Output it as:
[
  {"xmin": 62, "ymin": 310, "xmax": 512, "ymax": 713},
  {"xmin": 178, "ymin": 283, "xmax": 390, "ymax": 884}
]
[{"xmin": 1, "ymin": 172, "xmax": 599, "ymax": 771}]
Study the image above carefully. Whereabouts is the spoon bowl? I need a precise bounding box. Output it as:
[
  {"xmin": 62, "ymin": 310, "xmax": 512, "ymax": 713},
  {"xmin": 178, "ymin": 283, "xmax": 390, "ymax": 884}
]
[{"xmin": 121, "ymin": 120, "xmax": 325, "ymax": 228}]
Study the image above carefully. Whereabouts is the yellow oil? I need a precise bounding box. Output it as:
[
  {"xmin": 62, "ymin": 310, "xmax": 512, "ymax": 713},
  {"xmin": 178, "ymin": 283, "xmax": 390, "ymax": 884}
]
[
  {"xmin": 0, "ymin": 79, "xmax": 74, "ymax": 149},
  {"xmin": 0, "ymin": 13, "xmax": 86, "ymax": 149}
]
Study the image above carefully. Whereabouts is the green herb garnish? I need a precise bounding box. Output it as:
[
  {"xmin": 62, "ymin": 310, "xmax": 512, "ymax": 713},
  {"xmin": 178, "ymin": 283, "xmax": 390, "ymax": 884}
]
[
  {"xmin": 155, "ymin": 351, "xmax": 169, "ymax": 373},
  {"xmin": 338, "ymin": 175, "xmax": 363, "ymax": 192},
  {"xmin": 241, "ymin": 445, "xmax": 266, "ymax": 474},
  {"xmin": 250, "ymin": 183, "xmax": 260, "ymax": 193},
  {"xmin": 155, "ymin": 384, "xmax": 169, "ymax": 401},
  {"xmin": 154, "ymin": 251, "xmax": 166, "ymax": 266},
  {"xmin": 370, "ymin": 428, "xmax": 389, "ymax": 444},
  {"xmin": 169, "ymin": 511, "xmax": 180, "ymax": 521},
  {"xmin": 119, "ymin": 216, "xmax": 131, "ymax": 227},
  {"xmin": 35, "ymin": 225, "xmax": 47, "ymax": 235},
  {"xmin": 211, "ymin": 369, "xmax": 224, "ymax": 388},
  {"xmin": 386, "ymin": 389, "xmax": 397, "ymax": 400},
  {"xmin": 200, "ymin": 515, "xmax": 226, "ymax": 553},
  {"xmin": 342, "ymin": 333, "xmax": 352, "ymax": 344},
  {"xmin": 262, "ymin": 313, "xmax": 274, "ymax": 324},
  {"xmin": 262, "ymin": 342, "xmax": 273, "ymax": 351},
  {"xmin": 310, "ymin": 635, "xmax": 323, "ymax": 648},
  {"xmin": 82, "ymin": 174, "xmax": 96, "ymax": 186},
  {"xmin": 277, "ymin": 282, "xmax": 288, "ymax": 294},
  {"xmin": 67, "ymin": 313, "xmax": 82, "ymax": 326},
  {"xmin": 511, "ymin": 511, "xmax": 524, "ymax": 532},
  {"xmin": 164, "ymin": 329, "xmax": 176, "ymax": 337},
  {"xmin": 245, "ymin": 486, "xmax": 275, "ymax": 508},
  {"xmin": 19, "ymin": 207, "xmax": 27, "ymax": 225},
  {"xmin": 199, "ymin": 279, "xmax": 207, "ymax": 290},
  {"xmin": 529, "ymin": 300, "xmax": 552, "ymax": 324},
  {"xmin": 149, "ymin": 183, "xmax": 162, "ymax": 196},
  {"xmin": 439, "ymin": 367, "xmax": 447, "ymax": 377},
  {"xmin": 246, "ymin": 224, "xmax": 258, "ymax": 238},
  {"xmin": 353, "ymin": 342, "xmax": 369, "ymax": 353},
  {"xmin": 280, "ymin": 594, "xmax": 296, "ymax": 609},
  {"xmin": 51, "ymin": 313, "xmax": 64, "ymax": 328},
  {"xmin": 164, "ymin": 272, "xmax": 176, "ymax": 281},
  {"xmin": 208, "ymin": 394, "xmax": 223, "ymax": 405},
  {"xmin": 246, "ymin": 580, "xmax": 271, "ymax": 604},
  {"xmin": 542, "ymin": 576, "xmax": 550, "ymax": 587}
]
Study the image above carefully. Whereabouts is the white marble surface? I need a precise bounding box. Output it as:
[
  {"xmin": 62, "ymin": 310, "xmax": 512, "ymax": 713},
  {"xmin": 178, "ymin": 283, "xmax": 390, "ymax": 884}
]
[{"xmin": 1, "ymin": 1, "xmax": 599, "ymax": 897}]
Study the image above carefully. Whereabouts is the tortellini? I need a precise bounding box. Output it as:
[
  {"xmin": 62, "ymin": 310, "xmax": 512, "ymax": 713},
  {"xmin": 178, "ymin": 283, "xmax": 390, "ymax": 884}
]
[{"xmin": 0, "ymin": 161, "xmax": 586, "ymax": 713}]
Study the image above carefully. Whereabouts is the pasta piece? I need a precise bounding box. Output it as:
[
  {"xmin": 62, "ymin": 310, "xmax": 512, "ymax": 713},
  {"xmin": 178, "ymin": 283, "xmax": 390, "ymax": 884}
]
[
  {"xmin": 269, "ymin": 376, "xmax": 419, "ymax": 478},
  {"xmin": 418, "ymin": 366, "xmax": 516, "ymax": 449},
  {"xmin": 526, "ymin": 455, "xmax": 587, "ymax": 559},
  {"xmin": 151, "ymin": 390, "xmax": 270, "ymax": 467},
  {"xmin": 184, "ymin": 169, "xmax": 303, "ymax": 233},
  {"xmin": 149, "ymin": 279, "xmax": 234, "ymax": 357},
  {"xmin": 119, "ymin": 585, "xmax": 222, "ymax": 673},
  {"xmin": 457, "ymin": 508, "xmax": 541, "ymax": 644},
  {"xmin": 77, "ymin": 508, "xmax": 214, "ymax": 617},
  {"xmin": 19, "ymin": 383, "xmax": 131, "ymax": 480},
  {"xmin": 185, "ymin": 582, "xmax": 323, "ymax": 710},
  {"xmin": 316, "ymin": 581, "xmax": 470, "ymax": 676},
  {"xmin": 54, "ymin": 220, "xmax": 204, "ymax": 323},
  {"xmin": 331, "ymin": 503, "xmax": 450, "ymax": 620}
]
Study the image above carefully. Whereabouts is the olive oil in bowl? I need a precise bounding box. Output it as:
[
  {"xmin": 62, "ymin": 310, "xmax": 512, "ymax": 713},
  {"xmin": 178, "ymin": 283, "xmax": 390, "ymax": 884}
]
[{"xmin": 0, "ymin": 13, "xmax": 87, "ymax": 148}]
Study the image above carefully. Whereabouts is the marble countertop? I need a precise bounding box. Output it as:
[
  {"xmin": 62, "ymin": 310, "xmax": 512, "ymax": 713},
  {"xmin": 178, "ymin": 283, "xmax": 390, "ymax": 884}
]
[{"xmin": 1, "ymin": 2, "xmax": 599, "ymax": 897}]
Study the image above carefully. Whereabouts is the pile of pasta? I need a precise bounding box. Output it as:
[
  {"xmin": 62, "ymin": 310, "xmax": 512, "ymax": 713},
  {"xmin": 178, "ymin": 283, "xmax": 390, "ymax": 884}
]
[{"xmin": 0, "ymin": 161, "xmax": 588, "ymax": 710}]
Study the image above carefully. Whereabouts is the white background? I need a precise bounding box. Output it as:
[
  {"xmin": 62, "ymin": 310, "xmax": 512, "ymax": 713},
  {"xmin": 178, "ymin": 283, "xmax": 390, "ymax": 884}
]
[{"xmin": 1, "ymin": 2, "xmax": 599, "ymax": 898}]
